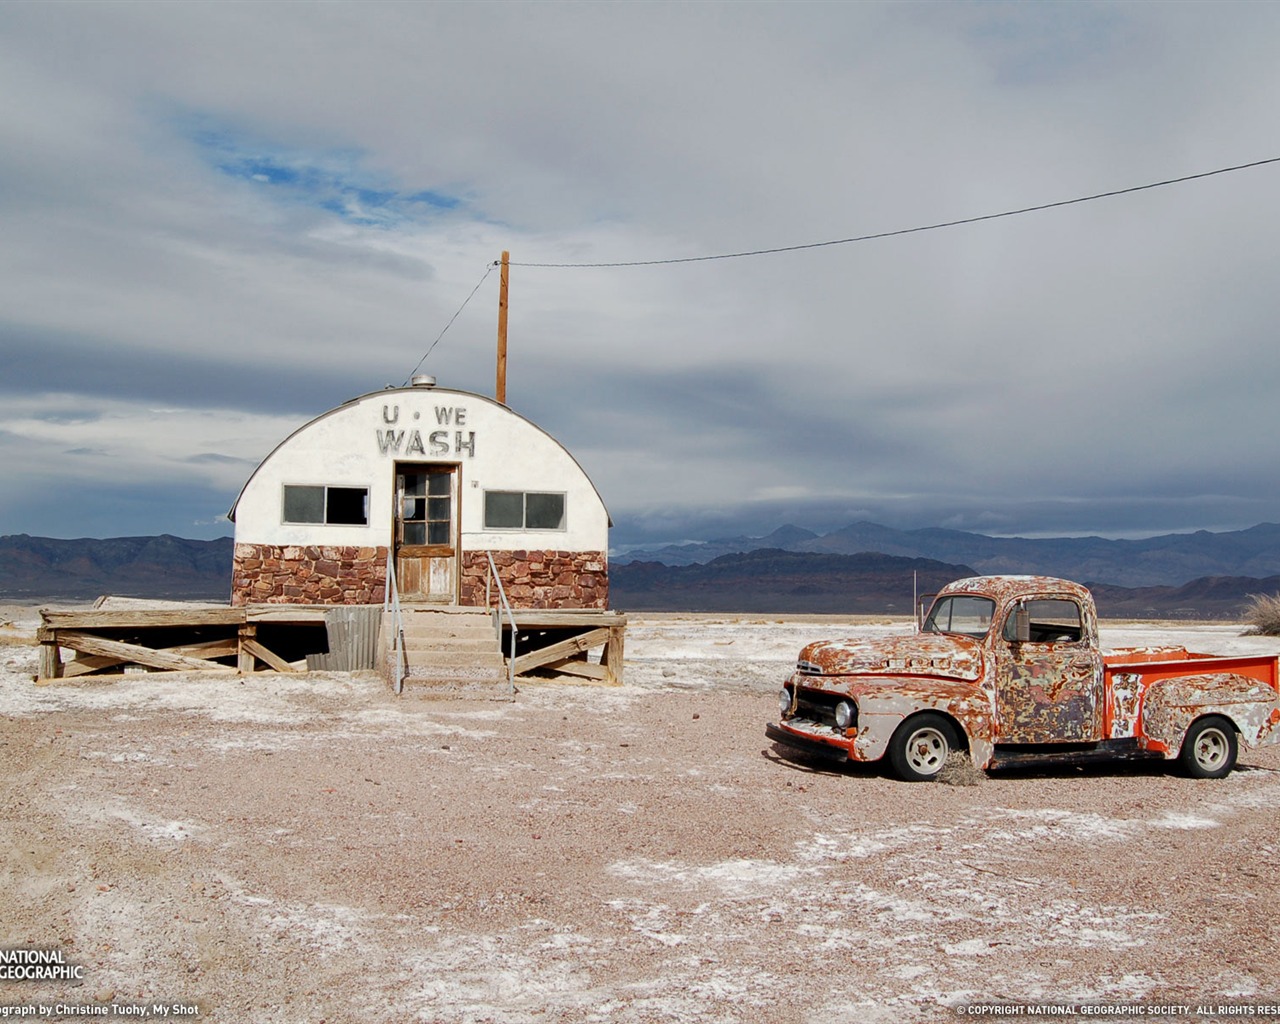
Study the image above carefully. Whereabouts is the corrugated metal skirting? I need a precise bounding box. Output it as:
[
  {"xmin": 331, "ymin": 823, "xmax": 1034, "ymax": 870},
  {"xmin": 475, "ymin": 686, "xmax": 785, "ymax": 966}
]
[{"xmin": 306, "ymin": 605, "xmax": 383, "ymax": 672}]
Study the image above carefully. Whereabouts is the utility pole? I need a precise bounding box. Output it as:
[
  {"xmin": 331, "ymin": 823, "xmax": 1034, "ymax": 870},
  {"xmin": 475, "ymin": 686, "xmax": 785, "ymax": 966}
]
[{"xmin": 496, "ymin": 250, "xmax": 509, "ymax": 404}]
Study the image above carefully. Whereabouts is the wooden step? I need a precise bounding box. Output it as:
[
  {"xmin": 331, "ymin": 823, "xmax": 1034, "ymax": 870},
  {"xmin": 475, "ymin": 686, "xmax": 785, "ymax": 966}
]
[
  {"xmin": 386, "ymin": 605, "xmax": 509, "ymax": 694},
  {"xmin": 405, "ymin": 650, "xmax": 506, "ymax": 669}
]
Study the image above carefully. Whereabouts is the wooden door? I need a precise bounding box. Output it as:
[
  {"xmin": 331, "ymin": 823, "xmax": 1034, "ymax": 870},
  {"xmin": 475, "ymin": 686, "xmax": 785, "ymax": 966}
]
[{"xmin": 394, "ymin": 465, "xmax": 458, "ymax": 603}]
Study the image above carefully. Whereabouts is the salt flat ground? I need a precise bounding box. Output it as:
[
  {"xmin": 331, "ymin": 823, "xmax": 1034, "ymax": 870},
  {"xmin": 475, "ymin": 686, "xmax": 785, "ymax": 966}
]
[{"xmin": 3, "ymin": 608, "xmax": 1280, "ymax": 1022}]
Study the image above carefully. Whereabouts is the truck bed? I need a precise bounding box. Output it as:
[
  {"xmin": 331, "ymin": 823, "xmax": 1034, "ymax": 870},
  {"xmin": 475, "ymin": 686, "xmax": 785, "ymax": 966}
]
[{"xmin": 1104, "ymin": 646, "xmax": 1279, "ymax": 689}]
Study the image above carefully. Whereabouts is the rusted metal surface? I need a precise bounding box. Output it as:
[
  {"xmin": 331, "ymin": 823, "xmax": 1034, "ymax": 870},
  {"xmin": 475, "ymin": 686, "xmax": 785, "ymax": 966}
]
[
  {"xmin": 1107, "ymin": 672, "xmax": 1146, "ymax": 739},
  {"xmin": 771, "ymin": 574, "xmax": 1280, "ymax": 779},
  {"xmin": 1141, "ymin": 673, "xmax": 1280, "ymax": 754},
  {"xmin": 797, "ymin": 633, "xmax": 983, "ymax": 682},
  {"xmin": 994, "ymin": 639, "xmax": 1103, "ymax": 745}
]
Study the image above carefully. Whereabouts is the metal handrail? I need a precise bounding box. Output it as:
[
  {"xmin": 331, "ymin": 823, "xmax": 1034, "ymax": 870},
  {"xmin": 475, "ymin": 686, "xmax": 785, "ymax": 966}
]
[
  {"xmin": 383, "ymin": 549, "xmax": 408, "ymax": 695},
  {"xmin": 484, "ymin": 551, "xmax": 518, "ymax": 695}
]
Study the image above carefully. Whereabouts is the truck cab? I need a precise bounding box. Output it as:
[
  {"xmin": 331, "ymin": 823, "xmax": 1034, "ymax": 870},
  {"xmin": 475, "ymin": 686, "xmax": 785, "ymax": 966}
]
[{"xmin": 767, "ymin": 575, "xmax": 1280, "ymax": 781}]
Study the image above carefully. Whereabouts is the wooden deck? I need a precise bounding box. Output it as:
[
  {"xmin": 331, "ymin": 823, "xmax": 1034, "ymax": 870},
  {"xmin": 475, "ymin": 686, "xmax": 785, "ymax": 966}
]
[
  {"xmin": 506, "ymin": 609, "xmax": 627, "ymax": 684},
  {"xmin": 36, "ymin": 604, "xmax": 627, "ymax": 687},
  {"xmin": 36, "ymin": 605, "xmax": 331, "ymax": 681}
]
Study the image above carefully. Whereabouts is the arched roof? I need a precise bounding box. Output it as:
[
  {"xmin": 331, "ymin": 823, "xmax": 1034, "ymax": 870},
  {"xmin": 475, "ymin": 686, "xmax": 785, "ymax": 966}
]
[{"xmin": 227, "ymin": 386, "xmax": 612, "ymax": 526}]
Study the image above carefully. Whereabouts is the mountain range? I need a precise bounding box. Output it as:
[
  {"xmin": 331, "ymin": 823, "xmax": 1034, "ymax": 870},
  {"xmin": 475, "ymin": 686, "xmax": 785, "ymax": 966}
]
[
  {"xmin": 617, "ymin": 521, "xmax": 1280, "ymax": 588},
  {"xmin": 2, "ymin": 524, "xmax": 1279, "ymax": 619},
  {"xmin": 0, "ymin": 534, "xmax": 235, "ymax": 601},
  {"xmin": 610, "ymin": 549, "xmax": 1280, "ymax": 620}
]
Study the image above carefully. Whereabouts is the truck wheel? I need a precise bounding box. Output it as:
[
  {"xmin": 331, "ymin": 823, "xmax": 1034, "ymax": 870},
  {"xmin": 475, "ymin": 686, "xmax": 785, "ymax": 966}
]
[
  {"xmin": 1179, "ymin": 716, "xmax": 1238, "ymax": 779},
  {"xmin": 888, "ymin": 714, "xmax": 955, "ymax": 782}
]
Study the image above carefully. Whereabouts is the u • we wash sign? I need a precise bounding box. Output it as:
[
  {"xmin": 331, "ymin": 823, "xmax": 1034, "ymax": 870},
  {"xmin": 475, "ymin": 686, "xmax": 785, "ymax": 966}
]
[{"xmin": 375, "ymin": 405, "xmax": 476, "ymax": 458}]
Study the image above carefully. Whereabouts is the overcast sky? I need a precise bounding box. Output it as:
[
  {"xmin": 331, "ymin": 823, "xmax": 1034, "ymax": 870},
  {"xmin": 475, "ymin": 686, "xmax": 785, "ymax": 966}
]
[{"xmin": 1, "ymin": 2, "xmax": 1278, "ymax": 550}]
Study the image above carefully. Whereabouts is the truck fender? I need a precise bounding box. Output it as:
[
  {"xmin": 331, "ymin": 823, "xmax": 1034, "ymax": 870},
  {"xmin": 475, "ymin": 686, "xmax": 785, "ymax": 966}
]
[
  {"xmin": 852, "ymin": 692, "xmax": 994, "ymax": 768},
  {"xmin": 1141, "ymin": 673, "xmax": 1280, "ymax": 756}
]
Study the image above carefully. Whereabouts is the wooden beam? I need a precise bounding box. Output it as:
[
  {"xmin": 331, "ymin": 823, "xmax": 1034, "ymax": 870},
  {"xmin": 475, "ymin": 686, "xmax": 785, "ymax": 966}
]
[
  {"xmin": 238, "ymin": 624, "xmax": 257, "ymax": 673},
  {"xmin": 244, "ymin": 605, "xmax": 332, "ymax": 624},
  {"xmin": 38, "ymin": 643, "xmax": 62, "ymax": 680},
  {"xmin": 602, "ymin": 625, "xmax": 625, "ymax": 684},
  {"xmin": 510, "ymin": 610, "xmax": 628, "ymax": 629},
  {"xmin": 511, "ymin": 627, "xmax": 610, "ymax": 676},
  {"xmin": 40, "ymin": 608, "xmax": 244, "ymax": 631},
  {"xmin": 55, "ymin": 636, "xmax": 239, "ymax": 679},
  {"xmin": 241, "ymin": 638, "xmax": 297, "ymax": 673},
  {"xmin": 52, "ymin": 631, "xmax": 234, "ymax": 674}
]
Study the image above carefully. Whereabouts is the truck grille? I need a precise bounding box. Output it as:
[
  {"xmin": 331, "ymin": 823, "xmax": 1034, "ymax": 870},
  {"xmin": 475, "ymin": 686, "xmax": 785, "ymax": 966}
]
[{"xmin": 789, "ymin": 688, "xmax": 856, "ymax": 730}]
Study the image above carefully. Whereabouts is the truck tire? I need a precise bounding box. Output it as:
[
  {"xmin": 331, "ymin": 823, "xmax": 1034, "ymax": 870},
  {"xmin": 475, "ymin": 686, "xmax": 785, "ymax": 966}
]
[
  {"xmin": 887, "ymin": 713, "xmax": 956, "ymax": 782},
  {"xmin": 1179, "ymin": 716, "xmax": 1238, "ymax": 779}
]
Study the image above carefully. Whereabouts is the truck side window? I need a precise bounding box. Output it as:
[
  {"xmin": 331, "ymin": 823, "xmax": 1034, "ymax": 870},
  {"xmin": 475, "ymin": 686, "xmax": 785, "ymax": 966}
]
[
  {"xmin": 1003, "ymin": 599, "xmax": 1083, "ymax": 643},
  {"xmin": 923, "ymin": 596, "xmax": 995, "ymax": 638}
]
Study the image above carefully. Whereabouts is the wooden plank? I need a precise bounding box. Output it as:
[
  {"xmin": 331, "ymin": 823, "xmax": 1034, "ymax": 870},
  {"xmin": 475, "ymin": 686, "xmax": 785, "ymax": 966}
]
[
  {"xmin": 511, "ymin": 628, "xmax": 610, "ymax": 675},
  {"xmin": 245, "ymin": 605, "xmax": 333, "ymax": 624},
  {"xmin": 510, "ymin": 611, "xmax": 627, "ymax": 628},
  {"xmin": 242, "ymin": 638, "xmax": 297, "ymax": 673},
  {"xmin": 169, "ymin": 639, "xmax": 239, "ymax": 659},
  {"xmin": 41, "ymin": 609, "xmax": 244, "ymax": 629},
  {"xmin": 58, "ymin": 640, "xmax": 275, "ymax": 680},
  {"xmin": 54, "ymin": 631, "xmax": 234, "ymax": 673},
  {"xmin": 540, "ymin": 658, "xmax": 610, "ymax": 681},
  {"xmin": 67, "ymin": 639, "xmax": 283, "ymax": 675},
  {"xmin": 63, "ymin": 655, "xmax": 126, "ymax": 678},
  {"xmin": 60, "ymin": 638, "xmax": 237, "ymax": 677},
  {"xmin": 51, "ymin": 647, "xmax": 238, "ymax": 680}
]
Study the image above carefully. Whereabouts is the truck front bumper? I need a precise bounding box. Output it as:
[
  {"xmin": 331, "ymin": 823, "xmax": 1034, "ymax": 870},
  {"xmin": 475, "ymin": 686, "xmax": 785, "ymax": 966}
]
[{"xmin": 765, "ymin": 721, "xmax": 851, "ymax": 764}]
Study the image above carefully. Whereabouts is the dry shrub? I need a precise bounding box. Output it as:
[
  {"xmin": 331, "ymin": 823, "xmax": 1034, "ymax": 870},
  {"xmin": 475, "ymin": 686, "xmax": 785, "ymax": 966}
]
[
  {"xmin": 937, "ymin": 751, "xmax": 984, "ymax": 786},
  {"xmin": 1243, "ymin": 593, "xmax": 1280, "ymax": 636}
]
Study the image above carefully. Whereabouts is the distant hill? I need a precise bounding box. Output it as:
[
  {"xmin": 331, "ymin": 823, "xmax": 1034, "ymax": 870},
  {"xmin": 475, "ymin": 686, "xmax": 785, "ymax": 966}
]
[
  {"xmin": 619, "ymin": 521, "xmax": 1280, "ymax": 588},
  {"xmin": 613, "ymin": 550, "xmax": 974, "ymax": 614},
  {"xmin": 1087, "ymin": 575, "xmax": 1280, "ymax": 620},
  {"xmin": 0, "ymin": 534, "xmax": 234, "ymax": 601},
  {"xmin": 611, "ymin": 549, "xmax": 1280, "ymax": 619}
]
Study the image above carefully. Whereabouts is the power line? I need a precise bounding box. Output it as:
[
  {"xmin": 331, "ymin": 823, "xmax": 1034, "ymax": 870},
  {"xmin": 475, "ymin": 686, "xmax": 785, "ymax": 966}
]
[
  {"xmin": 511, "ymin": 156, "xmax": 1280, "ymax": 269},
  {"xmin": 404, "ymin": 155, "xmax": 1279, "ymax": 371},
  {"xmin": 403, "ymin": 263, "xmax": 496, "ymax": 383}
]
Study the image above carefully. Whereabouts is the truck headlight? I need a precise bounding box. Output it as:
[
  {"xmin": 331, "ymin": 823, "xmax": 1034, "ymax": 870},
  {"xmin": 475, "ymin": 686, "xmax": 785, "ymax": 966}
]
[
  {"xmin": 834, "ymin": 701, "xmax": 854, "ymax": 729},
  {"xmin": 778, "ymin": 688, "xmax": 792, "ymax": 715}
]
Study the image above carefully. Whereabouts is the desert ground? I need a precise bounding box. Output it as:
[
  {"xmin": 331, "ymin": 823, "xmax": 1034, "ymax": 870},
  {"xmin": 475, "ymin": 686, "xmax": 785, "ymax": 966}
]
[{"xmin": 3, "ymin": 606, "xmax": 1280, "ymax": 1023}]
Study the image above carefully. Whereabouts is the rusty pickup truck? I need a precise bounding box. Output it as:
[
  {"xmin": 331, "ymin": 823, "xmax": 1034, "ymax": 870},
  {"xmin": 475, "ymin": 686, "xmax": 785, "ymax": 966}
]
[{"xmin": 767, "ymin": 575, "xmax": 1280, "ymax": 781}]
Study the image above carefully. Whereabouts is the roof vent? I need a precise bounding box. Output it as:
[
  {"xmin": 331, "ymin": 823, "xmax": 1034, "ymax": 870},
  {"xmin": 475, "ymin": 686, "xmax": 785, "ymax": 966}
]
[{"xmin": 411, "ymin": 374, "xmax": 437, "ymax": 388}]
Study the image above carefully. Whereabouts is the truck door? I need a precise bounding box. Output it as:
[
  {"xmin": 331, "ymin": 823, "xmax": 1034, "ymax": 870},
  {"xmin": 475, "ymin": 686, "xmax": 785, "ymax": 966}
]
[{"xmin": 993, "ymin": 597, "xmax": 1104, "ymax": 745}]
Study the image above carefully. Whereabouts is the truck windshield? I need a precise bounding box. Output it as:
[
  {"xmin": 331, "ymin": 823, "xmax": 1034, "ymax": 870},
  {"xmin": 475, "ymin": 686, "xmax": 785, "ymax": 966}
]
[{"xmin": 923, "ymin": 596, "xmax": 995, "ymax": 638}]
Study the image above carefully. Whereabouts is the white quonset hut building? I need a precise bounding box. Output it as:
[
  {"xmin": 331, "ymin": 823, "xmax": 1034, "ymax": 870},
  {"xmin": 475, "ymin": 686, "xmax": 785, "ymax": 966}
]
[{"xmin": 228, "ymin": 379, "xmax": 611, "ymax": 610}]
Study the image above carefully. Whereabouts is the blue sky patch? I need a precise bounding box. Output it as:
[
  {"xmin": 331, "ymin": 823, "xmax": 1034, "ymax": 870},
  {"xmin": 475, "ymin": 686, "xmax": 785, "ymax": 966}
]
[{"xmin": 185, "ymin": 117, "xmax": 468, "ymax": 228}]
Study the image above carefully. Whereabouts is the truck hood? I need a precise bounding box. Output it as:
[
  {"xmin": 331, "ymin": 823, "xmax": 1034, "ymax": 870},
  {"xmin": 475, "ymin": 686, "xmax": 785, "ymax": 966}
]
[{"xmin": 796, "ymin": 633, "xmax": 984, "ymax": 683}]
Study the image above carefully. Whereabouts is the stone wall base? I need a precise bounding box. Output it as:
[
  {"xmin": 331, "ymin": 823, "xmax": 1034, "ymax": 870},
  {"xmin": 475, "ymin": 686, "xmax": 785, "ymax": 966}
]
[
  {"xmin": 460, "ymin": 550, "xmax": 608, "ymax": 610},
  {"xmin": 231, "ymin": 544, "xmax": 389, "ymax": 606},
  {"xmin": 231, "ymin": 544, "xmax": 608, "ymax": 610}
]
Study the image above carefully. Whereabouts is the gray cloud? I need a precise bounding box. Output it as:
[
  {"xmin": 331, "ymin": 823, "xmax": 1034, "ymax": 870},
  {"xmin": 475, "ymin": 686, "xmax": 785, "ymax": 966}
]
[{"xmin": 0, "ymin": 2, "xmax": 1277, "ymax": 545}]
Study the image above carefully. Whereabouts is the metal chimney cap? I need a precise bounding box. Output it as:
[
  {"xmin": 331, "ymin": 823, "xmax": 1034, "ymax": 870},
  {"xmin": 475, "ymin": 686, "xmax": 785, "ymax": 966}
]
[{"xmin": 410, "ymin": 374, "xmax": 437, "ymax": 388}]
